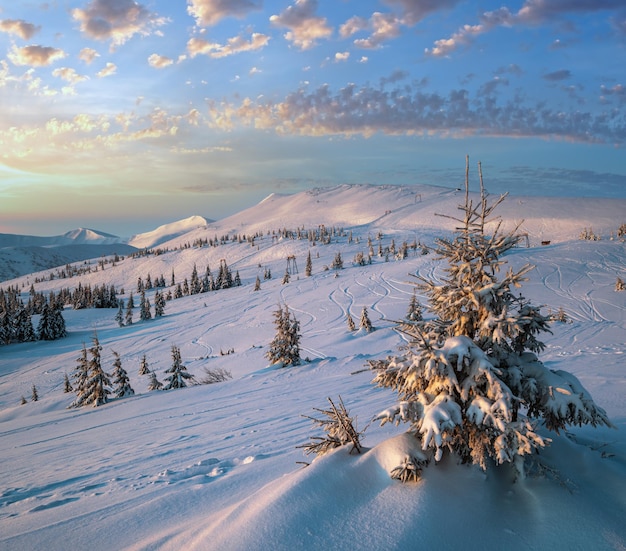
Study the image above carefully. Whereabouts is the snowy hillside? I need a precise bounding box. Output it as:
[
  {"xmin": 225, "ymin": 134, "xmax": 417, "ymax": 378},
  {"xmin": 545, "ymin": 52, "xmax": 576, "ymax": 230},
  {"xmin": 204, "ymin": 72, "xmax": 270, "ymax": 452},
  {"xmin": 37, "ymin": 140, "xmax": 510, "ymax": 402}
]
[
  {"xmin": 1, "ymin": 183, "xmax": 625, "ymax": 550},
  {"xmin": 128, "ymin": 215, "xmax": 211, "ymax": 250}
]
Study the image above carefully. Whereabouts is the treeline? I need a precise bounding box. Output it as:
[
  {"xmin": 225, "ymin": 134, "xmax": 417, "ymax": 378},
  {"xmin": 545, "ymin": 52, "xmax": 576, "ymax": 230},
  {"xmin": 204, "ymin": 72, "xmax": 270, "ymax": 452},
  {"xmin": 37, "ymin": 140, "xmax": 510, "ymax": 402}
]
[{"xmin": 0, "ymin": 285, "xmax": 66, "ymax": 345}]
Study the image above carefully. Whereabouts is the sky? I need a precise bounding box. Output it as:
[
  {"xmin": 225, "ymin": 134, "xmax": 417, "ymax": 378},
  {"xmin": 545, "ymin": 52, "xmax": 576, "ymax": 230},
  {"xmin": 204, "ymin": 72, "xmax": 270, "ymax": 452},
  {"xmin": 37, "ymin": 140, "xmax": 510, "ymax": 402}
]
[{"xmin": 0, "ymin": 0, "xmax": 625, "ymax": 237}]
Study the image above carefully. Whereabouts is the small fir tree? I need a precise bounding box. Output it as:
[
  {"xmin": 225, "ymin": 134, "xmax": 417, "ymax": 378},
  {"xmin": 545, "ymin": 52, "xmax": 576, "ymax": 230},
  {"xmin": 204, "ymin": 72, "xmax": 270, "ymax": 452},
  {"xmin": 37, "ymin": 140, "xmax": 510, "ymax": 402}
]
[
  {"xmin": 140, "ymin": 290, "xmax": 152, "ymax": 321},
  {"xmin": 305, "ymin": 251, "xmax": 312, "ymax": 276},
  {"xmin": 63, "ymin": 372, "xmax": 73, "ymax": 393},
  {"xmin": 125, "ymin": 293, "xmax": 134, "ymax": 325},
  {"xmin": 115, "ymin": 299, "xmax": 125, "ymax": 327},
  {"xmin": 154, "ymin": 290, "xmax": 166, "ymax": 317},
  {"xmin": 139, "ymin": 353, "xmax": 150, "ymax": 376},
  {"xmin": 69, "ymin": 344, "xmax": 90, "ymax": 408},
  {"xmin": 282, "ymin": 269, "xmax": 290, "ymax": 285},
  {"xmin": 405, "ymin": 291, "xmax": 423, "ymax": 322},
  {"xmin": 299, "ymin": 396, "xmax": 363, "ymax": 458},
  {"xmin": 347, "ymin": 312, "xmax": 356, "ymax": 332},
  {"xmin": 266, "ymin": 304, "xmax": 301, "ymax": 367},
  {"xmin": 190, "ymin": 264, "xmax": 201, "ymax": 294},
  {"xmin": 254, "ymin": 276, "xmax": 261, "ymax": 291},
  {"xmin": 332, "ymin": 252, "xmax": 344, "ymax": 270},
  {"xmin": 163, "ymin": 345, "xmax": 195, "ymax": 389},
  {"xmin": 147, "ymin": 370, "xmax": 163, "ymax": 391},
  {"xmin": 359, "ymin": 306, "xmax": 373, "ymax": 332},
  {"xmin": 111, "ymin": 351, "xmax": 134, "ymax": 398},
  {"xmin": 31, "ymin": 384, "xmax": 39, "ymax": 402},
  {"xmin": 616, "ymin": 277, "xmax": 625, "ymax": 292},
  {"xmin": 85, "ymin": 333, "xmax": 111, "ymax": 407}
]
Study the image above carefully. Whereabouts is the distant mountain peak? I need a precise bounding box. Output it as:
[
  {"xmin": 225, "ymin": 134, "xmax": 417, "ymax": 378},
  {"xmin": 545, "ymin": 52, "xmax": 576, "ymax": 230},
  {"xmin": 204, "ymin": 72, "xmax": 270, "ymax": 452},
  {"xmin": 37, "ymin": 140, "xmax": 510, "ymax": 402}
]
[{"xmin": 62, "ymin": 228, "xmax": 120, "ymax": 242}]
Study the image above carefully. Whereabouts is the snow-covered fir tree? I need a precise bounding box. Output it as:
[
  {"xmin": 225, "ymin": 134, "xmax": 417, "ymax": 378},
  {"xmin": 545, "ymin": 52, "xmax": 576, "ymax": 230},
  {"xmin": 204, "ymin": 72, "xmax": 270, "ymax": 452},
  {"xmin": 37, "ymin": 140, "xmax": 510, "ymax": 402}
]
[
  {"xmin": 139, "ymin": 353, "xmax": 150, "ymax": 376},
  {"xmin": 140, "ymin": 290, "xmax": 152, "ymax": 321},
  {"xmin": 190, "ymin": 264, "xmax": 201, "ymax": 294},
  {"xmin": 69, "ymin": 345, "xmax": 89, "ymax": 408},
  {"xmin": 154, "ymin": 290, "xmax": 165, "ymax": 317},
  {"xmin": 147, "ymin": 370, "xmax": 163, "ymax": 391},
  {"xmin": 37, "ymin": 303, "xmax": 56, "ymax": 341},
  {"xmin": 266, "ymin": 304, "xmax": 301, "ymax": 367},
  {"xmin": 254, "ymin": 276, "xmax": 261, "ymax": 291},
  {"xmin": 405, "ymin": 291, "xmax": 423, "ymax": 323},
  {"xmin": 347, "ymin": 312, "xmax": 356, "ymax": 332},
  {"xmin": 282, "ymin": 269, "xmax": 290, "ymax": 285},
  {"xmin": 31, "ymin": 384, "xmax": 39, "ymax": 402},
  {"xmin": 85, "ymin": 334, "xmax": 111, "ymax": 407},
  {"xmin": 125, "ymin": 293, "xmax": 134, "ymax": 326},
  {"xmin": 13, "ymin": 307, "xmax": 36, "ymax": 343},
  {"xmin": 332, "ymin": 252, "xmax": 344, "ymax": 270},
  {"xmin": 359, "ymin": 306, "xmax": 373, "ymax": 332},
  {"xmin": 111, "ymin": 351, "xmax": 134, "ymax": 398},
  {"xmin": 371, "ymin": 159, "xmax": 612, "ymax": 477},
  {"xmin": 305, "ymin": 251, "xmax": 312, "ymax": 276},
  {"xmin": 63, "ymin": 372, "xmax": 73, "ymax": 393},
  {"xmin": 163, "ymin": 345, "xmax": 195, "ymax": 389},
  {"xmin": 115, "ymin": 300, "xmax": 124, "ymax": 327},
  {"xmin": 37, "ymin": 303, "xmax": 67, "ymax": 341}
]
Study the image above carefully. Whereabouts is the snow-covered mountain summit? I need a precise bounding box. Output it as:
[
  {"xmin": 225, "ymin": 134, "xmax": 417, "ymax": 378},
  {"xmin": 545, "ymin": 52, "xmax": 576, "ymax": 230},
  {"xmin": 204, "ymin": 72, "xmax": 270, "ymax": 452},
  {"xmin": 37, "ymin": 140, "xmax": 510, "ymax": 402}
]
[{"xmin": 60, "ymin": 228, "xmax": 120, "ymax": 245}]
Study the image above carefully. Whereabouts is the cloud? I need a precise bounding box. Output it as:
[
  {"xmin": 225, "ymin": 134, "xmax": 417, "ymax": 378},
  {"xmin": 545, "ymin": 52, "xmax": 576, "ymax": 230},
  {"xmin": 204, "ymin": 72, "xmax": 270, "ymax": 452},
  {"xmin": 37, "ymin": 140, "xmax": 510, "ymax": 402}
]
[
  {"xmin": 341, "ymin": 0, "xmax": 464, "ymax": 49},
  {"xmin": 187, "ymin": 0, "xmax": 261, "ymax": 27},
  {"xmin": 543, "ymin": 69, "xmax": 571, "ymax": 81},
  {"xmin": 79, "ymin": 47, "xmax": 100, "ymax": 64},
  {"xmin": 0, "ymin": 18, "xmax": 41, "ymax": 39},
  {"xmin": 204, "ymin": 80, "xmax": 626, "ymax": 144},
  {"xmin": 426, "ymin": 7, "xmax": 512, "ymax": 57},
  {"xmin": 187, "ymin": 33, "xmax": 269, "ymax": 58},
  {"xmin": 516, "ymin": 0, "xmax": 624, "ymax": 24},
  {"xmin": 270, "ymin": 0, "xmax": 332, "ymax": 50},
  {"xmin": 383, "ymin": 0, "xmax": 463, "ymax": 25},
  {"xmin": 52, "ymin": 67, "xmax": 89, "ymax": 85},
  {"xmin": 72, "ymin": 0, "xmax": 166, "ymax": 48},
  {"xmin": 601, "ymin": 83, "xmax": 626, "ymax": 103},
  {"xmin": 97, "ymin": 62, "xmax": 117, "ymax": 77},
  {"xmin": 426, "ymin": 1, "xmax": 624, "ymax": 58},
  {"xmin": 148, "ymin": 53, "xmax": 174, "ymax": 68},
  {"xmin": 334, "ymin": 52, "xmax": 349, "ymax": 62},
  {"xmin": 494, "ymin": 64, "xmax": 523, "ymax": 77},
  {"xmin": 7, "ymin": 45, "xmax": 66, "ymax": 67},
  {"xmin": 354, "ymin": 12, "xmax": 403, "ymax": 49},
  {"xmin": 339, "ymin": 16, "xmax": 368, "ymax": 38}
]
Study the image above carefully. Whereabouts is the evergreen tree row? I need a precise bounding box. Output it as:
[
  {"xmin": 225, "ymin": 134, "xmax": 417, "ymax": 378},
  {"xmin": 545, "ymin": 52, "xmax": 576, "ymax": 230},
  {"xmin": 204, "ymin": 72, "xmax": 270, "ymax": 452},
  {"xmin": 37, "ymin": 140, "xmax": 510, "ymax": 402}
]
[
  {"xmin": 68, "ymin": 336, "xmax": 198, "ymax": 408},
  {"xmin": 0, "ymin": 287, "xmax": 67, "ymax": 345}
]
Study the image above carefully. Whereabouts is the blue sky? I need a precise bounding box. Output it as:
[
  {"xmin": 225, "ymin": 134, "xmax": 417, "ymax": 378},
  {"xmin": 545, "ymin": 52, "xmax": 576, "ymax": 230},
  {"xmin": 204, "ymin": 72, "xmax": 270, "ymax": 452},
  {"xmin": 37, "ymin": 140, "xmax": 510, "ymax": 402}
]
[{"xmin": 0, "ymin": 0, "xmax": 625, "ymax": 236}]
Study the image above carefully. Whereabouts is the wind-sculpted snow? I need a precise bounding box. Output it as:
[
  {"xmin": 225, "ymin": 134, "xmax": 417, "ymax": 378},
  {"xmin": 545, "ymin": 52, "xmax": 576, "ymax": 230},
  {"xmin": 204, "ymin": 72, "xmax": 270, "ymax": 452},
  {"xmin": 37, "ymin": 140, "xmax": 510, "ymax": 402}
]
[{"xmin": 1, "ymin": 183, "xmax": 625, "ymax": 550}]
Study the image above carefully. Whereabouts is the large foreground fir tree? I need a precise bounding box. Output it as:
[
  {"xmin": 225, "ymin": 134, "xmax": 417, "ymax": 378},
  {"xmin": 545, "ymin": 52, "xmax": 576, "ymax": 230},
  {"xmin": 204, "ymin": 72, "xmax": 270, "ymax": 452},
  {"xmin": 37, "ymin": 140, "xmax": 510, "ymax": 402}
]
[{"xmin": 372, "ymin": 158, "xmax": 612, "ymax": 476}]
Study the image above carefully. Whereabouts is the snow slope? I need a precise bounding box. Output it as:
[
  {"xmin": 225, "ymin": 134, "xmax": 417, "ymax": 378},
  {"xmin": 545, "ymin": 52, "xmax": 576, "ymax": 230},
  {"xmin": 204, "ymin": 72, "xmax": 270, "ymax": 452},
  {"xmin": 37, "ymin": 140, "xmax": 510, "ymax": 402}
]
[
  {"xmin": 128, "ymin": 215, "xmax": 211, "ymax": 250},
  {"xmin": 1, "ymin": 184, "xmax": 625, "ymax": 550}
]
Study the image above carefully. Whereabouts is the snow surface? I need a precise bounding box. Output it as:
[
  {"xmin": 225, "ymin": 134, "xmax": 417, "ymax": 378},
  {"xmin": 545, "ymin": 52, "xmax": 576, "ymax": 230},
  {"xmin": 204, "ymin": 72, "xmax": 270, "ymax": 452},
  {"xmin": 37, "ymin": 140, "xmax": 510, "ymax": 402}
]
[{"xmin": 1, "ymin": 184, "xmax": 625, "ymax": 550}]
